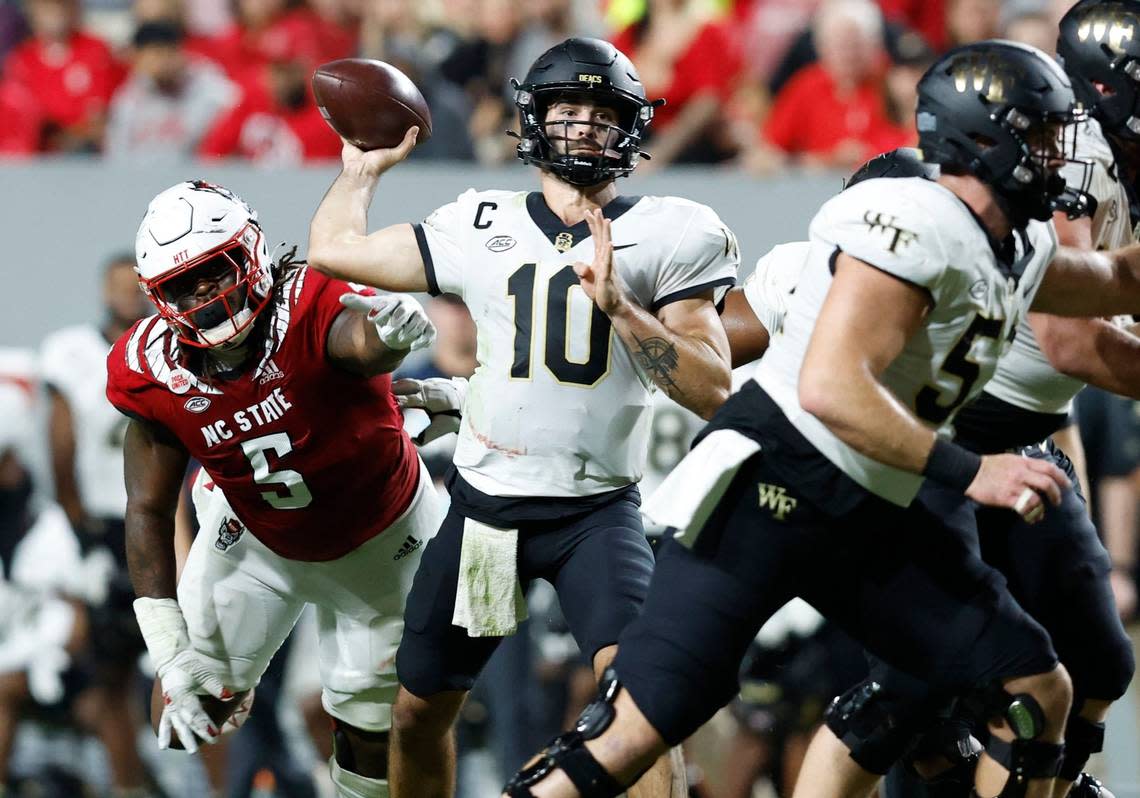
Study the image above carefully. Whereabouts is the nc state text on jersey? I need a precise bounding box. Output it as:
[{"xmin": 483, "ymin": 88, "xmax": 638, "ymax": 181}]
[{"xmin": 200, "ymin": 387, "xmax": 294, "ymax": 447}]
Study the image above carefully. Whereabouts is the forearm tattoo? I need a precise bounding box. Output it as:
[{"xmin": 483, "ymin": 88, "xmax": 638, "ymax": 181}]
[{"xmin": 633, "ymin": 334, "xmax": 681, "ymax": 394}]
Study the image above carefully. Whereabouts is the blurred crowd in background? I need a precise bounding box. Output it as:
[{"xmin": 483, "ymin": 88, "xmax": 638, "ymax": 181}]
[
  {"xmin": 0, "ymin": 0, "xmax": 1082, "ymax": 171},
  {"xmin": 3, "ymin": 0, "xmax": 1140, "ymax": 796}
]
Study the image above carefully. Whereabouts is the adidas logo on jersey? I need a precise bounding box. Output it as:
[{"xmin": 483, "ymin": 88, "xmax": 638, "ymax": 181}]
[
  {"xmin": 258, "ymin": 359, "xmax": 284, "ymax": 385},
  {"xmin": 215, "ymin": 518, "xmax": 246, "ymax": 551},
  {"xmin": 393, "ymin": 535, "xmax": 423, "ymax": 561}
]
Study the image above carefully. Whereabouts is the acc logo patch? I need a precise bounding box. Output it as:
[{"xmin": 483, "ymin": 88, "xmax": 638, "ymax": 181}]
[
  {"xmin": 184, "ymin": 396, "xmax": 212, "ymax": 413},
  {"xmin": 486, "ymin": 235, "xmax": 517, "ymax": 252}
]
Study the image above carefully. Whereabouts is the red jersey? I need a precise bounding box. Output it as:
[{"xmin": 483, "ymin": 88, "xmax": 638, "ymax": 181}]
[
  {"xmin": 106, "ymin": 267, "xmax": 420, "ymax": 562},
  {"xmin": 3, "ymin": 32, "xmax": 122, "ymax": 137}
]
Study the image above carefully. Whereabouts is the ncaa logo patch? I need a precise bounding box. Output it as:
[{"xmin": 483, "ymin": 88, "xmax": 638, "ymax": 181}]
[
  {"xmin": 184, "ymin": 396, "xmax": 212, "ymax": 413},
  {"xmin": 486, "ymin": 235, "xmax": 516, "ymax": 252}
]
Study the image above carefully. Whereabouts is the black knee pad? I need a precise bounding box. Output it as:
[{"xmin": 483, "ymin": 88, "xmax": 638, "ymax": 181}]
[
  {"xmin": 973, "ymin": 687, "xmax": 1063, "ymax": 797},
  {"xmin": 824, "ymin": 680, "xmax": 922, "ymax": 775},
  {"xmin": 904, "ymin": 716, "xmax": 983, "ymax": 798},
  {"xmin": 504, "ymin": 669, "xmax": 632, "ymax": 798},
  {"xmin": 332, "ymin": 718, "xmax": 389, "ymax": 779},
  {"xmin": 1058, "ymin": 714, "xmax": 1105, "ymax": 782}
]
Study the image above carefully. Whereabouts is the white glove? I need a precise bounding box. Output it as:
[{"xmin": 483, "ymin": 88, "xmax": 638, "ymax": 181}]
[
  {"xmin": 340, "ymin": 292, "xmax": 436, "ymax": 352},
  {"xmin": 134, "ymin": 597, "xmax": 233, "ymax": 753},
  {"xmin": 393, "ymin": 377, "xmax": 467, "ymax": 444}
]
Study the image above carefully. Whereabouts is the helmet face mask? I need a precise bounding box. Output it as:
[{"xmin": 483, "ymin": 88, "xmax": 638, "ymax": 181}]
[
  {"xmin": 917, "ymin": 40, "xmax": 1095, "ymax": 225},
  {"xmin": 512, "ymin": 38, "xmax": 660, "ymax": 187},
  {"xmin": 136, "ymin": 181, "xmax": 274, "ymax": 350}
]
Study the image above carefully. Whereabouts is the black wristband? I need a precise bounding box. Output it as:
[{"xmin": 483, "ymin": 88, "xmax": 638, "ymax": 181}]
[{"xmin": 922, "ymin": 437, "xmax": 982, "ymax": 493}]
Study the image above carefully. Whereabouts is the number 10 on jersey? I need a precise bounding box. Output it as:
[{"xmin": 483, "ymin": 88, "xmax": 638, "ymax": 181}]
[{"xmin": 507, "ymin": 263, "xmax": 613, "ymax": 387}]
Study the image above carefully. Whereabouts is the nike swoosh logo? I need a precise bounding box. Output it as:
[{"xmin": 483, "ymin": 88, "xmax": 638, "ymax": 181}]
[{"xmin": 613, "ymin": 244, "xmax": 637, "ymax": 250}]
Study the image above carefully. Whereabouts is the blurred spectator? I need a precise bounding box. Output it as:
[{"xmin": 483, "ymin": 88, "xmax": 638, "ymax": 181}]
[
  {"xmin": 943, "ymin": 0, "xmax": 1001, "ymax": 49},
  {"xmin": 198, "ymin": 53, "xmax": 341, "ymax": 164},
  {"xmin": 735, "ymin": 0, "xmax": 823, "ymax": 85},
  {"xmin": 610, "ymin": 0, "xmax": 743, "ymax": 167},
  {"xmin": 756, "ymin": 0, "xmax": 899, "ymax": 171},
  {"xmin": 104, "ymin": 21, "xmax": 238, "ymax": 162},
  {"xmin": 0, "ymin": 79, "xmax": 43, "ymax": 157},
  {"xmin": 876, "ymin": 0, "xmax": 946, "ymax": 51},
  {"xmin": 358, "ymin": 1, "xmax": 476, "ymax": 160},
  {"xmin": 881, "ymin": 28, "xmax": 934, "ymax": 148},
  {"xmin": 40, "ymin": 253, "xmax": 154, "ymax": 798},
  {"xmin": 0, "ymin": 0, "xmax": 27, "ymax": 68},
  {"xmin": 192, "ymin": 0, "xmax": 349, "ymax": 83},
  {"xmin": 1001, "ymin": 7, "xmax": 1058, "ymax": 55},
  {"xmin": 439, "ymin": 0, "xmax": 525, "ymax": 163},
  {"xmin": 1, "ymin": 0, "xmax": 123, "ymax": 153}
]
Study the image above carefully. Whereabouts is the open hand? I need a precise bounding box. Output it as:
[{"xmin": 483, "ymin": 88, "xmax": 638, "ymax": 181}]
[{"xmin": 572, "ymin": 208, "xmax": 631, "ymax": 316}]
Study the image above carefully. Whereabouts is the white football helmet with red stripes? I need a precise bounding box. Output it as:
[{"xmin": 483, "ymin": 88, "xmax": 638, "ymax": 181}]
[{"xmin": 135, "ymin": 181, "xmax": 274, "ymax": 348}]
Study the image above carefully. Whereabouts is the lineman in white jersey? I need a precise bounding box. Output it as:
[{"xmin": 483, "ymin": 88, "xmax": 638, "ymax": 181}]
[
  {"xmin": 722, "ymin": 146, "xmax": 1131, "ymax": 796},
  {"xmin": 38, "ymin": 254, "xmax": 157, "ymax": 798},
  {"xmin": 308, "ymin": 37, "xmax": 737, "ymax": 798},
  {"xmin": 501, "ymin": 41, "xmax": 1140, "ymax": 798}
]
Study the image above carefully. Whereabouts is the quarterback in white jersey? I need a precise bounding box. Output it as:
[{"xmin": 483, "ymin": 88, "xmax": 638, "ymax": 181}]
[
  {"xmin": 500, "ymin": 41, "xmax": 1140, "ymax": 798},
  {"xmin": 308, "ymin": 38, "xmax": 736, "ymax": 798}
]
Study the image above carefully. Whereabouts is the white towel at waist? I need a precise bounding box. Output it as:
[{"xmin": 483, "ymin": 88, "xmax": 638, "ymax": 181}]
[
  {"xmin": 642, "ymin": 429, "xmax": 762, "ymax": 547},
  {"xmin": 452, "ymin": 518, "xmax": 529, "ymax": 637}
]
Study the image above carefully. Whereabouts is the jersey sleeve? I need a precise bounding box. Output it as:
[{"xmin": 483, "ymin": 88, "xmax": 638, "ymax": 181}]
[
  {"xmin": 741, "ymin": 241, "xmax": 811, "ymax": 335},
  {"xmin": 651, "ymin": 203, "xmax": 739, "ymax": 312},
  {"xmin": 413, "ymin": 190, "xmax": 475, "ymax": 298},
  {"xmin": 295, "ymin": 267, "xmax": 360, "ymax": 347},
  {"xmin": 812, "ymin": 179, "xmax": 949, "ymax": 295},
  {"xmin": 105, "ymin": 324, "xmax": 157, "ymax": 422}
]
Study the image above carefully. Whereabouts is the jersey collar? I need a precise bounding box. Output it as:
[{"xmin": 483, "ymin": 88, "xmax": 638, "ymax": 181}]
[{"xmin": 525, "ymin": 192, "xmax": 641, "ymax": 251}]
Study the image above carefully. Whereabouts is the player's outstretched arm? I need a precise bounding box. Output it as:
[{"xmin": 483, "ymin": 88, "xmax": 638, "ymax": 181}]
[
  {"xmin": 307, "ymin": 132, "xmax": 429, "ymax": 292},
  {"xmin": 327, "ymin": 292, "xmax": 436, "ymax": 376},
  {"xmin": 1033, "ymin": 242, "xmax": 1140, "ymax": 317},
  {"xmin": 800, "ymin": 253, "xmax": 1068, "ymax": 523},
  {"xmin": 574, "ymin": 209, "xmax": 731, "ymax": 419}
]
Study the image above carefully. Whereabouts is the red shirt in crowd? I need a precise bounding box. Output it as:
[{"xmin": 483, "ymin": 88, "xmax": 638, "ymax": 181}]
[
  {"xmin": 189, "ymin": 7, "xmax": 354, "ymax": 83},
  {"xmin": 0, "ymin": 79, "xmax": 43, "ymax": 156},
  {"xmin": 197, "ymin": 74, "xmax": 340, "ymax": 164},
  {"xmin": 611, "ymin": 21, "xmax": 742, "ymax": 131},
  {"xmin": 876, "ymin": 0, "xmax": 947, "ymax": 51},
  {"xmin": 762, "ymin": 62, "xmax": 907, "ymax": 162},
  {"xmin": 2, "ymin": 32, "xmax": 123, "ymax": 145}
]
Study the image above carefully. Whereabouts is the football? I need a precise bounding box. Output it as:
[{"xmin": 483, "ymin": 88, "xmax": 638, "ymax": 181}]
[{"xmin": 312, "ymin": 58, "xmax": 433, "ymax": 151}]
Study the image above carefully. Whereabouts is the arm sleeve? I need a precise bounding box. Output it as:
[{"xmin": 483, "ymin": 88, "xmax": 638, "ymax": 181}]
[
  {"xmin": 651, "ymin": 204, "xmax": 739, "ymax": 313},
  {"xmin": 741, "ymin": 241, "xmax": 812, "ymax": 335},
  {"xmin": 413, "ymin": 190, "xmax": 474, "ymax": 298},
  {"xmin": 105, "ymin": 334, "xmax": 156, "ymax": 422},
  {"xmin": 812, "ymin": 181, "xmax": 948, "ymax": 297}
]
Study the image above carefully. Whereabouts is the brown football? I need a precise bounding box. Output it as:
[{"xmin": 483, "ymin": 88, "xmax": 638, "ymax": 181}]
[{"xmin": 312, "ymin": 58, "xmax": 432, "ymax": 151}]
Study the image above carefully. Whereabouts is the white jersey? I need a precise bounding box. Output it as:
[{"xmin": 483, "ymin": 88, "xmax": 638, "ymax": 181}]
[
  {"xmin": 984, "ymin": 117, "xmax": 1137, "ymax": 415},
  {"xmin": 741, "ymin": 241, "xmax": 812, "ymax": 338},
  {"xmin": 754, "ymin": 178, "xmax": 1057, "ymax": 506},
  {"xmin": 39, "ymin": 325, "xmax": 127, "ymax": 518},
  {"xmin": 416, "ymin": 189, "xmax": 739, "ymax": 497}
]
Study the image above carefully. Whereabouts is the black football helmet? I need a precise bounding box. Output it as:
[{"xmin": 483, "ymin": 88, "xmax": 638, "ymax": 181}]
[
  {"xmin": 845, "ymin": 147, "xmax": 939, "ymax": 189},
  {"xmin": 916, "ymin": 40, "xmax": 1093, "ymax": 224},
  {"xmin": 511, "ymin": 37, "xmax": 662, "ymax": 187},
  {"xmin": 1059, "ymin": 0, "xmax": 1140, "ymax": 141}
]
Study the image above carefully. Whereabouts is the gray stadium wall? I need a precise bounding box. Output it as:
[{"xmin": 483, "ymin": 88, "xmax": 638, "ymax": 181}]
[{"xmin": 0, "ymin": 161, "xmax": 844, "ymax": 347}]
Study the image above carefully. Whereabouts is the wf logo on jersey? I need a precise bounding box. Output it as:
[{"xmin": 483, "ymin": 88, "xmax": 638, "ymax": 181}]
[
  {"xmin": 200, "ymin": 386, "xmax": 294, "ymax": 448},
  {"xmin": 758, "ymin": 483, "xmax": 797, "ymax": 521},
  {"xmin": 215, "ymin": 517, "xmax": 245, "ymax": 551},
  {"xmin": 863, "ymin": 211, "xmax": 919, "ymax": 253}
]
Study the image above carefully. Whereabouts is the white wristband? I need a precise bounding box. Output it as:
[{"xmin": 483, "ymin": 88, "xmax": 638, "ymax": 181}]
[{"xmin": 133, "ymin": 597, "xmax": 190, "ymax": 673}]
